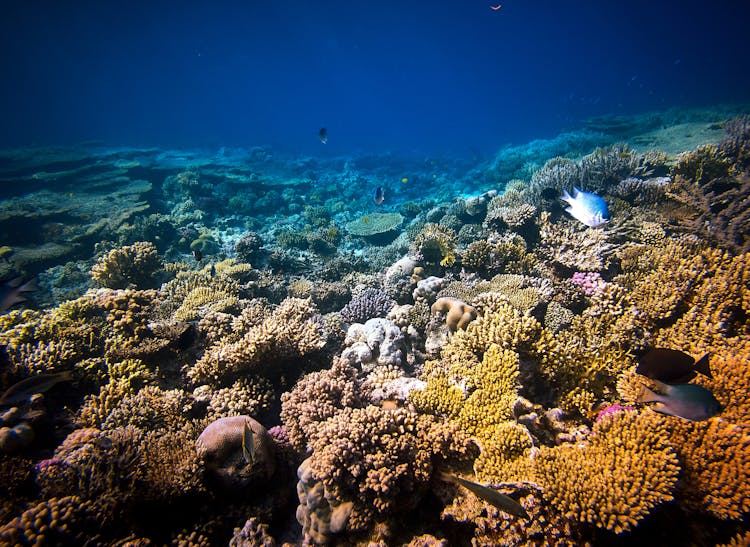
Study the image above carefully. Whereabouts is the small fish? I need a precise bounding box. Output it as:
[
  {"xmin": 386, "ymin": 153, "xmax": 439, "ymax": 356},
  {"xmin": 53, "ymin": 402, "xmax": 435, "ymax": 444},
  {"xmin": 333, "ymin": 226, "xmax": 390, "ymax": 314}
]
[
  {"xmin": 210, "ymin": 263, "xmax": 216, "ymax": 277},
  {"xmin": 490, "ymin": 4, "xmax": 503, "ymax": 9},
  {"xmin": 0, "ymin": 277, "xmax": 38, "ymax": 312},
  {"xmin": 637, "ymin": 378, "xmax": 721, "ymax": 421},
  {"xmin": 401, "ymin": 177, "xmax": 408, "ymax": 183},
  {"xmin": 560, "ymin": 187, "xmax": 610, "ymax": 228},
  {"xmin": 636, "ymin": 348, "xmax": 711, "ymax": 384},
  {"xmin": 241, "ymin": 420, "xmax": 255, "ymax": 465},
  {"xmin": 373, "ymin": 186, "xmax": 385, "ymax": 205},
  {"xmin": 0, "ymin": 370, "xmax": 75, "ymax": 407},
  {"xmin": 318, "ymin": 127, "xmax": 328, "ymax": 144},
  {"xmin": 439, "ymin": 471, "xmax": 530, "ymax": 519},
  {"xmin": 193, "ymin": 248, "xmax": 202, "ymax": 262}
]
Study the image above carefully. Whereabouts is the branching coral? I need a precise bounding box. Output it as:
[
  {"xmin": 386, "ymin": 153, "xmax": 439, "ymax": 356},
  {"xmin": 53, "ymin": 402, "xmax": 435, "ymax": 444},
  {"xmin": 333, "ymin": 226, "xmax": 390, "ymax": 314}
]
[
  {"xmin": 340, "ymin": 287, "xmax": 395, "ymax": 324},
  {"xmin": 188, "ymin": 297, "xmax": 327, "ymax": 385},
  {"xmin": 90, "ymin": 241, "xmax": 163, "ymax": 289},
  {"xmin": 300, "ymin": 406, "xmax": 478, "ymax": 540},
  {"xmin": 538, "ymin": 213, "xmax": 614, "ymax": 272}
]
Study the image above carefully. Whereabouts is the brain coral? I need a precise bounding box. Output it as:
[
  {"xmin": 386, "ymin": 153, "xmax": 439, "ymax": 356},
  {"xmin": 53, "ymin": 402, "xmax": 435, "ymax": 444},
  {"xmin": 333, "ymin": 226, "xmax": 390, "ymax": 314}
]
[{"xmin": 90, "ymin": 241, "xmax": 164, "ymax": 289}]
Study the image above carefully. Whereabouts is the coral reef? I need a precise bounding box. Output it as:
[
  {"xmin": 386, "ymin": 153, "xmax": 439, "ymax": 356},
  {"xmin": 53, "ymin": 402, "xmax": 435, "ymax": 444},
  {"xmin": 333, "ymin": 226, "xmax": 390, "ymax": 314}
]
[{"xmin": 90, "ymin": 241, "xmax": 164, "ymax": 289}]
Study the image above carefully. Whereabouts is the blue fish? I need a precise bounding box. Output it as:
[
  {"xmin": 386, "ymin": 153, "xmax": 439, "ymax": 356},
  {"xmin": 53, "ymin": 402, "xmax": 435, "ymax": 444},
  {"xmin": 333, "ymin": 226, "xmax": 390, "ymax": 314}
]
[
  {"xmin": 561, "ymin": 187, "xmax": 609, "ymax": 227},
  {"xmin": 373, "ymin": 186, "xmax": 385, "ymax": 205}
]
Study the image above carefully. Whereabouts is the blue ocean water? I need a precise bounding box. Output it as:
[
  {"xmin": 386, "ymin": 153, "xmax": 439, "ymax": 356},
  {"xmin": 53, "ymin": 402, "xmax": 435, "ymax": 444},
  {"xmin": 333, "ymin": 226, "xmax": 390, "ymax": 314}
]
[{"xmin": 1, "ymin": 0, "xmax": 748, "ymax": 154}]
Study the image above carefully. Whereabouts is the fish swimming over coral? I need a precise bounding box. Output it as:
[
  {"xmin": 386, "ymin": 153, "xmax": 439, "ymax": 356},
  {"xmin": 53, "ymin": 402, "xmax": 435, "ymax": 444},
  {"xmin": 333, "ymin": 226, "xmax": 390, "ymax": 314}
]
[
  {"xmin": 560, "ymin": 187, "xmax": 609, "ymax": 227},
  {"xmin": 0, "ymin": 370, "xmax": 74, "ymax": 407},
  {"xmin": 636, "ymin": 378, "xmax": 721, "ymax": 421},
  {"xmin": 636, "ymin": 348, "xmax": 711, "ymax": 384},
  {"xmin": 439, "ymin": 471, "xmax": 530, "ymax": 519},
  {"xmin": 0, "ymin": 276, "xmax": 38, "ymax": 312},
  {"xmin": 373, "ymin": 186, "xmax": 385, "ymax": 205},
  {"xmin": 318, "ymin": 127, "xmax": 328, "ymax": 144}
]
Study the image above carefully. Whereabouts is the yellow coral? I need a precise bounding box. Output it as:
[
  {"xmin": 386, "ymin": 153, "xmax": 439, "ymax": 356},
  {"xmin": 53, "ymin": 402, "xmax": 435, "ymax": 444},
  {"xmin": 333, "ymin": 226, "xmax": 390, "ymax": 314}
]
[{"xmin": 532, "ymin": 411, "xmax": 679, "ymax": 534}]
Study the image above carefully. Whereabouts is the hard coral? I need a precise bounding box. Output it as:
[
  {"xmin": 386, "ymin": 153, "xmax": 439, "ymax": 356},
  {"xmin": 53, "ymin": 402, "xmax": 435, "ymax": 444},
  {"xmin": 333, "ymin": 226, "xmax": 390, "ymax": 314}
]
[
  {"xmin": 412, "ymin": 223, "xmax": 458, "ymax": 267},
  {"xmin": 430, "ymin": 297, "xmax": 477, "ymax": 331},
  {"xmin": 339, "ymin": 287, "xmax": 395, "ymax": 324},
  {"xmin": 90, "ymin": 241, "xmax": 163, "ymax": 289}
]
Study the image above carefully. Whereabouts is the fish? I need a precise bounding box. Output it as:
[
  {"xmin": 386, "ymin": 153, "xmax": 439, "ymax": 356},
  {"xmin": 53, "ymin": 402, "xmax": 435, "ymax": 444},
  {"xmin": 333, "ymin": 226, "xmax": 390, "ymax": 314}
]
[
  {"xmin": 0, "ymin": 276, "xmax": 38, "ymax": 312},
  {"xmin": 0, "ymin": 370, "xmax": 75, "ymax": 407},
  {"xmin": 193, "ymin": 248, "xmax": 202, "ymax": 262},
  {"xmin": 373, "ymin": 186, "xmax": 385, "ymax": 205},
  {"xmin": 439, "ymin": 471, "xmax": 530, "ymax": 519},
  {"xmin": 210, "ymin": 263, "xmax": 216, "ymax": 278},
  {"xmin": 318, "ymin": 127, "xmax": 328, "ymax": 144},
  {"xmin": 241, "ymin": 419, "xmax": 255, "ymax": 465},
  {"xmin": 560, "ymin": 187, "xmax": 610, "ymax": 228},
  {"xmin": 636, "ymin": 348, "xmax": 711, "ymax": 384},
  {"xmin": 636, "ymin": 378, "xmax": 721, "ymax": 421}
]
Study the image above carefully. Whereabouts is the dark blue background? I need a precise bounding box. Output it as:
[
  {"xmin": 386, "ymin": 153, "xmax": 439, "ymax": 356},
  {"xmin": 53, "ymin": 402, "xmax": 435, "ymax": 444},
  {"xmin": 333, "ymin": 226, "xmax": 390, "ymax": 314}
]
[{"xmin": 1, "ymin": 0, "xmax": 748, "ymax": 154}]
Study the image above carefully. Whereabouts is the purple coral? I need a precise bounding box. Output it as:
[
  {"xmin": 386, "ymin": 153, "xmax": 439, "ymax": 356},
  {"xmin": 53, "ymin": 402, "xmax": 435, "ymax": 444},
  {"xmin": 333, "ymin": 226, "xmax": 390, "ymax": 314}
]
[
  {"xmin": 571, "ymin": 271, "xmax": 607, "ymax": 297},
  {"xmin": 340, "ymin": 287, "xmax": 395, "ymax": 324}
]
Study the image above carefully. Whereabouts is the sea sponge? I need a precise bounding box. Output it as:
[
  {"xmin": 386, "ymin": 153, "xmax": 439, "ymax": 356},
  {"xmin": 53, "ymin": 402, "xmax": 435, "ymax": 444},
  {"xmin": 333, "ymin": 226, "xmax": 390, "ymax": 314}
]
[
  {"xmin": 90, "ymin": 241, "xmax": 163, "ymax": 289},
  {"xmin": 431, "ymin": 297, "xmax": 477, "ymax": 331}
]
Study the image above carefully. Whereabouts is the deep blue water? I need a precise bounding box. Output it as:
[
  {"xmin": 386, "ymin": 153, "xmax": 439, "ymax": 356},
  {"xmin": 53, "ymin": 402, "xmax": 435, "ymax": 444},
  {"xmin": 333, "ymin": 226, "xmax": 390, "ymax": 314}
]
[{"xmin": 1, "ymin": 0, "xmax": 749, "ymax": 155}]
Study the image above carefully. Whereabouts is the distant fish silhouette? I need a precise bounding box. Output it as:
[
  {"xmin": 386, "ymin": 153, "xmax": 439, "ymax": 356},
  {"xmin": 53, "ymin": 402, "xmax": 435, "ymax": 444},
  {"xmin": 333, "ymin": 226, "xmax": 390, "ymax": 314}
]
[
  {"xmin": 318, "ymin": 127, "xmax": 328, "ymax": 144},
  {"xmin": 373, "ymin": 186, "xmax": 385, "ymax": 205},
  {"xmin": 490, "ymin": 4, "xmax": 503, "ymax": 9},
  {"xmin": 193, "ymin": 248, "xmax": 202, "ymax": 262},
  {"xmin": 0, "ymin": 277, "xmax": 38, "ymax": 312}
]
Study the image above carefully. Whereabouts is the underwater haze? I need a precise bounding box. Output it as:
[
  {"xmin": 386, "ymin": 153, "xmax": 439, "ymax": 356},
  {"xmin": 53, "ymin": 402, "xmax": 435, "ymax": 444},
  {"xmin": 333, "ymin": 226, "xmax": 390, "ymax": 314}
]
[
  {"xmin": 1, "ymin": 0, "xmax": 749, "ymax": 153},
  {"xmin": 0, "ymin": 1, "xmax": 749, "ymax": 546}
]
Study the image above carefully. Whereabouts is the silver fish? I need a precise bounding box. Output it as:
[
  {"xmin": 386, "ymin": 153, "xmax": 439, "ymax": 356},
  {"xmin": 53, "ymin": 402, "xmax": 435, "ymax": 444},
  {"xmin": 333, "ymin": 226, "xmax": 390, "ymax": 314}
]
[
  {"xmin": 439, "ymin": 471, "xmax": 530, "ymax": 519},
  {"xmin": 637, "ymin": 378, "xmax": 721, "ymax": 421}
]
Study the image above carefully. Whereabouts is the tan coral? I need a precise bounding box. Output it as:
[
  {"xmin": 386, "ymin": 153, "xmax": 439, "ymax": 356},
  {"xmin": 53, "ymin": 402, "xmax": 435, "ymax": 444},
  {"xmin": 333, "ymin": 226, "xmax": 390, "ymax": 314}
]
[{"xmin": 431, "ymin": 297, "xmax": 477, "ymax": 331}]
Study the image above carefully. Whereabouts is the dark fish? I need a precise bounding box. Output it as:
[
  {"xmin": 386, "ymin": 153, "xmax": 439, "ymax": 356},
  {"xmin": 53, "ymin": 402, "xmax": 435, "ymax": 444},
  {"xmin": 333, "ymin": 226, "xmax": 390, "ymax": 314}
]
[
  {"xmin": 193, "ymin": 248, "xmax": 202, "ymax": 262},
  {"xmin": 0, "ymin": 277, "xmax": 38, "ymax": 312},
  {"xmin": 0, "ymin": 370, "xmax": 75, "ymax": 407},
  {"xmin": 439, "ymin": 471, "xmax": 530, "ymax": 519},
  {"xmin": 637, "ymin": 378, "xmax": 721, "ymax": 421},
  {"xmin": 636, "ymin": 348, "xmax": 711, "ymax": 383},
  {"xmin": 373, "ymin": 186, "xmax": 385, "ymax": 205},
  {"xmin": 318, "ymin": 127, "xmax": 328, "ymax": 144},
  {"xmin": 210, "ymin": 263, "xmax": 216, "ymax": 277}
]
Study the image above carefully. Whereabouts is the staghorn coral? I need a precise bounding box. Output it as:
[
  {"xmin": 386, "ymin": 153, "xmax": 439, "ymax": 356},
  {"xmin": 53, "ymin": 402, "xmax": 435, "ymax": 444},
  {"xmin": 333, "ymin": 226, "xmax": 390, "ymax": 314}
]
[
  {"xmin": 101, "ymin": 386, "xmax": 193, "ymax": 431},
  {"xmin": 411, "ymin": 223, "xmax": 458, "ymax": 267},
  {"xmin": 90, "ymin": 241, "xmax": 164, "ymax": 289},
  {"xmin": 188, "ymin": 297, "xmax": 327, "ymax": 385}
]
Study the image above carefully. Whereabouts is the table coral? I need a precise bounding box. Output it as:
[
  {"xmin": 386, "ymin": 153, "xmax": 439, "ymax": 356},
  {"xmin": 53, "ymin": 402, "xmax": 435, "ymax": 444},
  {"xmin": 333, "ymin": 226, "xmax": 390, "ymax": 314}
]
[{"xmin": 90, "ymin": 241, "xmax": 163, "ymax": 289}]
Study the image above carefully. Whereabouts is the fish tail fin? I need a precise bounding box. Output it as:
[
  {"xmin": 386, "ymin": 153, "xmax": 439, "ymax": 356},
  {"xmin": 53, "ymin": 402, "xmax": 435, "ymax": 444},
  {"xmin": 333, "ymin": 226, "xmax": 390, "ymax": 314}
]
[
  {"xmin": 635, "ymin": 383, "xmax": 661, "ymax": 404},
  {"xmin": 18, "ymin": 278, "xmax": 38, "ymax": 293},
  {"xmin": 693, "ymin": 353, "xmax": 712, "ymax": 378},
  {"xmin": 561, "ymin": 189, "xmax": 572, "ymax": 202}
]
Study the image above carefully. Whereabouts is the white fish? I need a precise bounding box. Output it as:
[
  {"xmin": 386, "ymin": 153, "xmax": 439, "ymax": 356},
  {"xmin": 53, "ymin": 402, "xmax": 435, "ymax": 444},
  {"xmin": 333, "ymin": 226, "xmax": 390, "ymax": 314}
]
[{"xmin": 561, "ymin": 187, "xmax": 610, "ymax": 228}]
